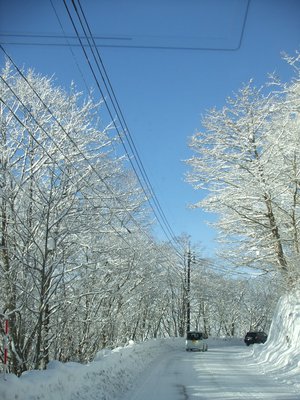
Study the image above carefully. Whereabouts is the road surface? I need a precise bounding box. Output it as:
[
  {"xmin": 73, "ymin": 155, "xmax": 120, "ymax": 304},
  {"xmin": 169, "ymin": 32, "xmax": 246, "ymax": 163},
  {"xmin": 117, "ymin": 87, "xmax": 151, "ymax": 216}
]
[{"xmin": 122, "ymin": 341, "xmax": 299, "ymax": 400}]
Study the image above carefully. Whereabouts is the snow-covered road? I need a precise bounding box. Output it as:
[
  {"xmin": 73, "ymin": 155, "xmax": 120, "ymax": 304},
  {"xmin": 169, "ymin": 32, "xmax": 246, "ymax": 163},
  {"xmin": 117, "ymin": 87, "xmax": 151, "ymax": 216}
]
[
  {"xmin": 2, "ymin": 337, "xmax": 299, "ymax": 400},
  {"xmin": 122, "ymin": 342, "xmax": 299, "ymax": 400}
]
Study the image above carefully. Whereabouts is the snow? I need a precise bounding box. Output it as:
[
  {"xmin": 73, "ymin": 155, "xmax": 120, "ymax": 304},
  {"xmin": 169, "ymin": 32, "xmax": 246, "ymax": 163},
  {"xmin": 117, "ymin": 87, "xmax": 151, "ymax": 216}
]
[
  {"xmin": 121, "ymin": 339, "xmax": 298, "ymax": 400},
  {"xmin": 249, "ymin": 290, "xmax": 300, "ymax": 388},
  {"xmin": 1, "ymin": 292, "xmax": 300, "ymax": 400},
  {"xmin": 0, "ymin": 338, "xmax": 180, "ymax": 400}
]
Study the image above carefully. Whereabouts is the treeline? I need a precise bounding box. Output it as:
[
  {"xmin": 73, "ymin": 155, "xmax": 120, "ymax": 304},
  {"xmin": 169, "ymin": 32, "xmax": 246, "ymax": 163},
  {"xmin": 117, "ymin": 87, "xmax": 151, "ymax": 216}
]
[
  {"xmin": 187, "ymin": 53, "xmax": 300, "ymax": 289},
  {"xmin": 0, "ymin": 62, "xmax": 281, "ymax": 376}
]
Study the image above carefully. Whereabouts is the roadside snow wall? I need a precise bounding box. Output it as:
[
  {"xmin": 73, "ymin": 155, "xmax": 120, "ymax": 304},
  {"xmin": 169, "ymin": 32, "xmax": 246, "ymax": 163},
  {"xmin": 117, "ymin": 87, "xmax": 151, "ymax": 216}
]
[
  {"xmin": 0, "ymin": 338, "xmax": 182, "ymax": 400},
  {"xmin": 251, "ymin": 290, "xmax": 300, "ymax": 388}
]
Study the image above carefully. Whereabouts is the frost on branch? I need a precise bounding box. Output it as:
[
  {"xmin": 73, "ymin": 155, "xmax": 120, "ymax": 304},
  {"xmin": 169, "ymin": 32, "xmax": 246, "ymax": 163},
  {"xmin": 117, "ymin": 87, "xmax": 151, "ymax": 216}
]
[{"xmin": 186, "ymin": 59, "xmax": 300, "ymax": 289}]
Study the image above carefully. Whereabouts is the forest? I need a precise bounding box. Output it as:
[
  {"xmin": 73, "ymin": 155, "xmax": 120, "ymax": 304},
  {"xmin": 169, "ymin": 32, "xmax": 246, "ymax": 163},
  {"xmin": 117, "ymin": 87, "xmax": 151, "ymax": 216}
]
[{"xmin": 1, "ymin": 52, "xmax": 300, "ymax": 375}]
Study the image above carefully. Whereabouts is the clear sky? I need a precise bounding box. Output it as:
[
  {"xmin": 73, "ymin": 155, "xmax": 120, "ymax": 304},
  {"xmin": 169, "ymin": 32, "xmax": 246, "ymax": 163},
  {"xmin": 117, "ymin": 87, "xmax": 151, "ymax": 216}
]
[{"xmin": 0, "ymin": 0, "xmax": 300, "ymax": 257}]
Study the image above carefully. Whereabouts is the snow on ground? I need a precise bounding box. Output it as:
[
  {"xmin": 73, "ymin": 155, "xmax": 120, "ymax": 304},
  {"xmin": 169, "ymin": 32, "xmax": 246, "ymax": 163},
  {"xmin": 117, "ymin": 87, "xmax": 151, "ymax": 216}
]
[
  {"xmin": 1, "ymin": 291, "xmax": 300, "ymax": 399},
  {"xmin": 121, "ymin": 338, "xmax": 298, "ymax": 400},
  {"xmin": 249, "ymin": 289, "xmax": 300, "ymax": 389},
  {"xmin": 0, "ymin": 338, "xmax": 184, "ymax": 400},
  {"xmin": 0, "ymin": 338, "xmax": 204, "ymax": 400}
]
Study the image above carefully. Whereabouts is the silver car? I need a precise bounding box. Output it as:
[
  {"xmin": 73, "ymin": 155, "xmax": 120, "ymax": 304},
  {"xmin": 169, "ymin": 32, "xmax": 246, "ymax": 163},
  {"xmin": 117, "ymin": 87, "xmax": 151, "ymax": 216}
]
[{"xmin": 186, "ymin": 331, "xmax": 208, "ymax": 352}]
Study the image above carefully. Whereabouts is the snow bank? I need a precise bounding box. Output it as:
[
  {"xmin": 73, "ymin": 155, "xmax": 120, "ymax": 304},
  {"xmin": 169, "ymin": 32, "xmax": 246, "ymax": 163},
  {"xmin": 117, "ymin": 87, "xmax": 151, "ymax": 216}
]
[
  {"xmin": 249, "ymin": 290, "xmax": 300, "ymax": 389},
  {"xmin": 2, "ymin": 310, "xmax": 300, "ymax": 400},
  {"xmin": 0, "ymin": 338, "xmax": 183, "ymax": 400}
]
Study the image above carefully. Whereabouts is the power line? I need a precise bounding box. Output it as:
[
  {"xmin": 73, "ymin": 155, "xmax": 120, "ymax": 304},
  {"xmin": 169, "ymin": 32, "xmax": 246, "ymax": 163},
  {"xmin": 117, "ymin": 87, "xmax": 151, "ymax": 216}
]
[
  {"xmin": 0, "ymin": 1, "xmax": 251, "ymax": 258},
  {"xmin": 63, "ymin": 0, "xmax": 174, "ymax": 245},
  {"xmin": 0, "ymin": 32, "xmax": 132, "ymax": 42},
  {"xmin": 0, "ymin": 85, "xmax": 133, "ymax": 248},
  {"xmin": 0, "ymin": 74, "xmax": 141, "ymax": 246},
  {"xmin": 0, "ymin": 40, "xmax": 248, "ymax": 51},
  {"xmin": 0, "ymin": 90, "xmax": 182, "ymax": 273},
  {"xmin": 74, "ymin": 0, "xmax": 183, "ymax": 249},
  {"xmin": 0, "ymin": 55, "xmax": 185, "ymax": 269},
  {"xmin": 49, "ymin": 0, "xmax": 91, "ymax": 95},
  {"xmin": 61, "ymin": 0, "xmax": 184, "ymax": 255},
  {"xmin": 0, "ymin": 0, "xmax": 250, "ymax": 53}
]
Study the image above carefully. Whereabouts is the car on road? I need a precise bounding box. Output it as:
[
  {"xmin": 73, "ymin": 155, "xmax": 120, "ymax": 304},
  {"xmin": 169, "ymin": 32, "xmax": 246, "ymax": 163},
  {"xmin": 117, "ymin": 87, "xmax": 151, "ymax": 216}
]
[
  {"xmin": 244, "ymin": 331, "xmax": 268, "ymax": 346},
  {"xmin": 186, "ymin": 331, "xmax": 208, "ymax": 352}
]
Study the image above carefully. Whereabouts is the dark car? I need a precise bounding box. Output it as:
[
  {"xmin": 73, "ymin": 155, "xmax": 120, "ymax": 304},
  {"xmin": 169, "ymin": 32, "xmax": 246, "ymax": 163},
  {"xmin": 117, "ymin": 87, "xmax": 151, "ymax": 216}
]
[{"xmin": 244, "ymin": 331, "xmax": 268, "ymax": 346}]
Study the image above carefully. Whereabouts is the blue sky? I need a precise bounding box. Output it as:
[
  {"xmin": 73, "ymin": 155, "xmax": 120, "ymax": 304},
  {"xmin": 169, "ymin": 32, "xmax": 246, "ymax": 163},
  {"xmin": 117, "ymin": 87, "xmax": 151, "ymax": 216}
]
[{"xmin": 1, "ymin": 0, "xmax": 300, "ymax": 257}]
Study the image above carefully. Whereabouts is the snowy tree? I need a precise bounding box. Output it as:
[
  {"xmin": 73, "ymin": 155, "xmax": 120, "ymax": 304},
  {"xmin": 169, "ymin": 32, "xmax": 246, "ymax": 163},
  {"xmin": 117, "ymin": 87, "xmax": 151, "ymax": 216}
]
[
  {"xmin": 1, "ymin": 61, "xmax": 198, "ymax": 375},
  {"xmin": 186, "ymin": 63, "xmax": 300, "ymax": 289},
  {"xmin": 0, "ymin": 62, "xmax": 151, "ymax": 373}
]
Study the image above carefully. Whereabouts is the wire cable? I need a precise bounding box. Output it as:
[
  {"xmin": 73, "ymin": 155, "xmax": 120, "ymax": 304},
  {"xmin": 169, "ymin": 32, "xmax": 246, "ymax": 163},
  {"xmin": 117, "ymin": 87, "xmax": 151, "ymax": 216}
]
[
  {"xmin": 0, "ymin": 0, "xmax": 250, "ymax": 52},
  {"xmin": 0, "ymin": 60, "xmax": 185, "ymax": 268},
  {"xmin": 62, "ymin": 0, "xmax": 184, "ymax": 256},
  {"xmin": 49, "ymin": 0, "xmax": 91, "ymax": 95},
  {"xmin": 0, "ymin": 0, "xmax": 251, "ymax": 260},
  {"xmin": 60, "ymin": 0, "xmax": 183, "ymax": 258},
  {"xmin": 0, "ymin": 89, "xmax": 133, "ymax": 249},
  {"xmin": 74, "ymin": 0, "xmax": 182, "ymax": 249}
]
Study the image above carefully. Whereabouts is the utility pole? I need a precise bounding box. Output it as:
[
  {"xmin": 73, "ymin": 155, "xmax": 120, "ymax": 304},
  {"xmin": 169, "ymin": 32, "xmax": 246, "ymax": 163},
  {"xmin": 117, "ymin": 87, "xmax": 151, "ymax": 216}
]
[{"xmin": 186, "ymin": 249, "xmax": 191, "ymax": 333}]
